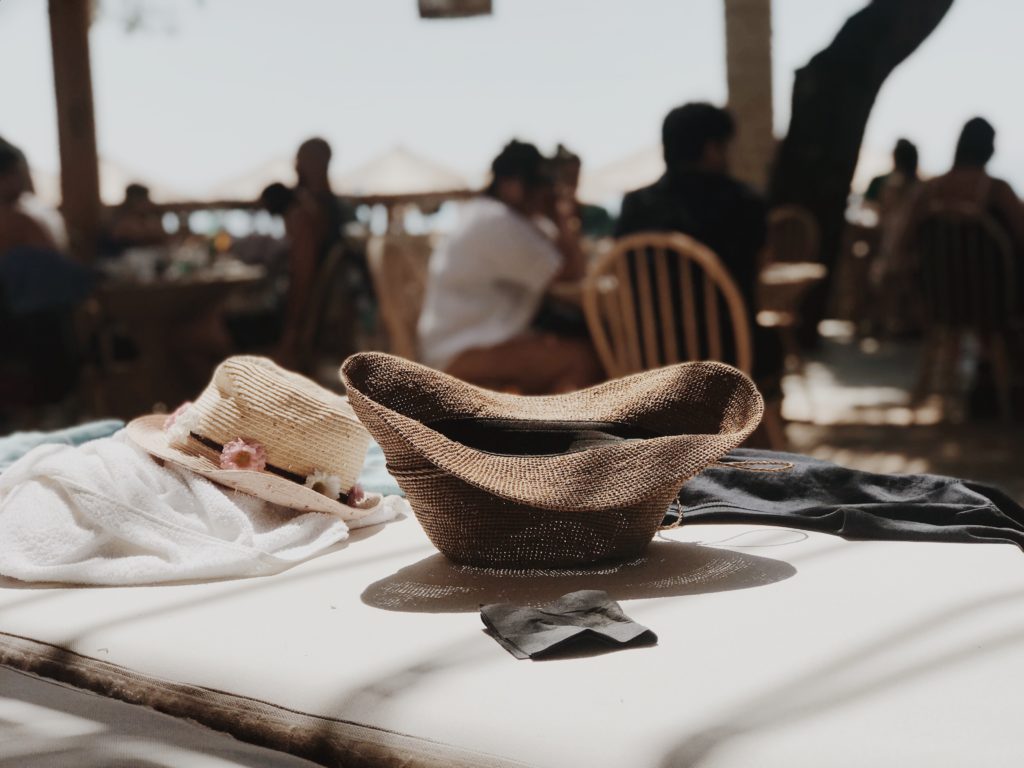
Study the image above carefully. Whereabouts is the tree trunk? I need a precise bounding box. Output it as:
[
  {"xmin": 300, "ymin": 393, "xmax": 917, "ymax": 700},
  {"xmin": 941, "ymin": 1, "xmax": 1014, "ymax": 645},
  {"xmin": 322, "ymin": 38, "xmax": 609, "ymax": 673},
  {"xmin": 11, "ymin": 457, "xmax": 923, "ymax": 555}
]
[
  {"xmin": 49, "ymin": 0, "xmax": 101, "ymax": 264},
  {"xmin": 768, "ymin": 0, "xmax": 954, "ymax": 331}
]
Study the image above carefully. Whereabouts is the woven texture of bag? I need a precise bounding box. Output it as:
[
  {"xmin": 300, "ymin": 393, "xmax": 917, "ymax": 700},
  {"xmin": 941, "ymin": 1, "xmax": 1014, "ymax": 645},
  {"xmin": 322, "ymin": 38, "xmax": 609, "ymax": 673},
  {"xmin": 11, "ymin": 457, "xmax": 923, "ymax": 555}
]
[{"xmin": 341, "ymin": 353, "xmax": 763, "ymax": 567}]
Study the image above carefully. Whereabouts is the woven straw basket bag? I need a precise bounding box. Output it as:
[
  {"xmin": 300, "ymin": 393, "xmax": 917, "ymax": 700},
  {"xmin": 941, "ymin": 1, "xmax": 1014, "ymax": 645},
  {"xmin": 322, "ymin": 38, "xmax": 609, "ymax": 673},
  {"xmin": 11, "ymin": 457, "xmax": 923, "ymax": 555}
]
[{"xmin": 341, "ymin": 353, "xmax": 763, "ymax": 568}]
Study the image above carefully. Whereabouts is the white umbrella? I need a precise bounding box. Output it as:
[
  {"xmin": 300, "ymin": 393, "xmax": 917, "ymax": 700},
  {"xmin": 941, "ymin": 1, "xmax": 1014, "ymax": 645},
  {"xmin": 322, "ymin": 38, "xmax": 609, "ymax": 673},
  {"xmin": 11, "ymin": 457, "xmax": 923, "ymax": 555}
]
[
  {"xmin": 29, "ymin": 157, "xmax": 184, "ymax": 206},
  {"xmin": 333, "ymin": 146, "xmax": 470, "ymax": 199},
  {"xmin": 204, "ymin": 156, "xmax": 297, "ymax": 203},
  {"xmin": 578, "ymin": 146, "xmax": 664, "ymax": 205}
]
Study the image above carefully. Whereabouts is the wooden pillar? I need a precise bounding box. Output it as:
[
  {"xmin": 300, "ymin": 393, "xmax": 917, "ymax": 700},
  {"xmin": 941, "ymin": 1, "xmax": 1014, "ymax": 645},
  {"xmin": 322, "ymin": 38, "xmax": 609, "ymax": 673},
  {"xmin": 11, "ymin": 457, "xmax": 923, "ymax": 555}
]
[
  {"xmin": 724, "ymin": 0, "xmax": 774, "ymax": 191},
  {"xmin": 49, "ymin": 0, "xmax": 101, "ymax": 263}
]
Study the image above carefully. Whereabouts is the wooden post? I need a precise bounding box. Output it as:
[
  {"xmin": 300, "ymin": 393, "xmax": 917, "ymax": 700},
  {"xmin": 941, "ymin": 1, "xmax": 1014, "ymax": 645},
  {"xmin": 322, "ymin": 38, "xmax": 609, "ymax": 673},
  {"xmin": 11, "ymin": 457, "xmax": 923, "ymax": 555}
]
[
  {"xmin": 724, "ymin": 0, "xmax": 775, "ymax": 191},
  {"xmin": 49, "ymin": 0, "xmax": 101, "ymax": 263}
]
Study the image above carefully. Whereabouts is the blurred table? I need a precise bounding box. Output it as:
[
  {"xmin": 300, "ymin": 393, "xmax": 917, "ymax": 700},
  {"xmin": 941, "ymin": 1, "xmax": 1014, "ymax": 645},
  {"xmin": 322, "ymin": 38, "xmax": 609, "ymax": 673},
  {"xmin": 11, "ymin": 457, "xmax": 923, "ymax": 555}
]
[
  {"xmin": 757, "ymin": 261, "xmax": 829, "ymax": 367},
  {"xmin": 757, "ymin": 261, "xmax": 828, "ymax": 317},
  {"xmin": 830, "ymin": 221, "xmax": 882, "ymax": 327},
  {"xmin": 92, "ymin": 263, "xmax": 267, "ymax": 417},
  {"xmin": 546, "ymin": 279, "xmax": 584, "ymax": 308}
]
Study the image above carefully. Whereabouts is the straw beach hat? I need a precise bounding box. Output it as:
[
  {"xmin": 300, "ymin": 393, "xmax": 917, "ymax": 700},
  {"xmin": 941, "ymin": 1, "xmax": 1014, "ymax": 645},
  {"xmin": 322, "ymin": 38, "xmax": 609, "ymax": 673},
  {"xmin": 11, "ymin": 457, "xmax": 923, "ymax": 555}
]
[
  {"xmin": 127, "ymin": 356, "xmax": 376, "ymax": 520},
  {"xmin": 341, "ymin": 352, "xmax": 763, "ymax": 567}
]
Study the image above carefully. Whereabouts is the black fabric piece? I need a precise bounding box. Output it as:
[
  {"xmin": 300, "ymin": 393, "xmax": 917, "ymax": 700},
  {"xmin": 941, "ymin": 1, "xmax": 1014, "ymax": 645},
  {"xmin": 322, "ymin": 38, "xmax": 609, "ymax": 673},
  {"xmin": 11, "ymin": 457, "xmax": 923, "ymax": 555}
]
[
  {"xmin": 671, "ymin": 448, "xmax": 1024, "ymax": 550},
  {"xmin": 480, "ymin": 589, "xmax": 657, "ymax": 660}
]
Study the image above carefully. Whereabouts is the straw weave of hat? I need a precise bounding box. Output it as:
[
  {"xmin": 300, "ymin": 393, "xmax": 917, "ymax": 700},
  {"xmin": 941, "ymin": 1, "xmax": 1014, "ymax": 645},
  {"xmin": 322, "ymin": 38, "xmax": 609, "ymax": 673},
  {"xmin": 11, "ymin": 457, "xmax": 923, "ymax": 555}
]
[
  {"xmin": 128, "ymin": 356, "xmax": 374, "ymax": 519},
  {"xmin": 341, "ymin": 353, "xmax": 763, "ymax": 567}
]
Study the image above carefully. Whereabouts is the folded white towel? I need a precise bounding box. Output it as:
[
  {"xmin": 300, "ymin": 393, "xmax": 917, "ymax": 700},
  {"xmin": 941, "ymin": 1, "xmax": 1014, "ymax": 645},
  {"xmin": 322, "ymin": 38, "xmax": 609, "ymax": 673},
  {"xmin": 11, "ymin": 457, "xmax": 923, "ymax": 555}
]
[{"xmin": 0, "ymin": 433, "xmax": 406, "ymax": 585}]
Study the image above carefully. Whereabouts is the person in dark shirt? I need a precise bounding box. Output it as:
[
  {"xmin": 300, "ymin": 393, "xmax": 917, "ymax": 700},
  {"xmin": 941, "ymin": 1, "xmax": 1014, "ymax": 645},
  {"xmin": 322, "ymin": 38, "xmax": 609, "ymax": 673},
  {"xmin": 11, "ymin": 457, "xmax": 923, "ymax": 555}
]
[
  {"xmin": 864, "ymin": 138, "xmax": 920, "ymax": 210},
  {"xmin": 0, "ymin": 142, "xmax": 89, "ymax": 411},
  {"xmin": 265, "ymin": 138, "xmax": 347, "ymax": 366},
  {"xmin": 104, "ymin": 183, "xmax": 168, "ymax": 254},
  {"xmin": 615, "ymin": 102, "xmax": 783, "ymax": 391}
]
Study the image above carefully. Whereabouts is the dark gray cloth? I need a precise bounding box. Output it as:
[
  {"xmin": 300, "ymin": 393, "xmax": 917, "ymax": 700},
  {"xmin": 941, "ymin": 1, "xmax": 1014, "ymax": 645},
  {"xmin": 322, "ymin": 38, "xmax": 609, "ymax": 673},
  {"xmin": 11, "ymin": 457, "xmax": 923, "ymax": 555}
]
[
  {"xmin": 480, "ymin": 589, "xmax": 657, "ymax": 660},
  {"xmin": 0, "ymin": 246, "xmax": 94, "ymax": 315},
  {"xmin": 672, "ymin": 448, "xmax": 1024, "ymax": 549}
]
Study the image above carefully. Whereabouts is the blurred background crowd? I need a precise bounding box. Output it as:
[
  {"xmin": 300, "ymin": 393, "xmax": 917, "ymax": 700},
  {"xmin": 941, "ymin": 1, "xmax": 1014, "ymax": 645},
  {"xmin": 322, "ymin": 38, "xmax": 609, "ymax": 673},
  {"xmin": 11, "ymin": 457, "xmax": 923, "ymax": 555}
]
[{"xmin": 1, "ymin": 0, "xmax": 1021, "ymax": 497}]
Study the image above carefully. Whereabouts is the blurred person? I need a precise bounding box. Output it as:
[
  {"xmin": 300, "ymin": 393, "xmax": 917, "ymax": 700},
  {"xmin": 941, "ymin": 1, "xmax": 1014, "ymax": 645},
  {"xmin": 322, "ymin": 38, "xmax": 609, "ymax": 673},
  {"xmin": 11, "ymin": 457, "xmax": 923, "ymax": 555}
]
[
  {"xmin": 865, "ymin": 138, "xmax": 921, "ymax": 221},
  {"xmin": 418, "ymin": 140, "xmax": 601, "ymax": 394},
  {"xmin": 616, "ymin": 102, "xmax": 784, "ymax": 395},
  {"xmin": 294, "ymin": 137, "xmax": 344, "ymax": 248},
  {"xmin": 268, "ymin": 140, "xmax": 341, "ymax": 364},
  {"xmin": 552, "ymin": 144, "xmax": 614, "ymax": 239},
  {"xmin": 0, "ymin": 140, "xmax": 57, "ymax": 254},
  {"xmin": 105, "ymin": 183, "xmax": 168, "ymax": 252},
  {"xmin": 0, "ymin": 142, "xmax": 92, "ymax": 412},
  {"xmin": 903, "ymin": 118, "xmax": 1024, "ymax": 259},
  {"xmin": 865, "ymin": 139, "xmax": 923, "ymax": 334},
  {"xmin": 901, "ymin": 117, "xmax": 1024, "ymax": 418},
  {"xmin": 0, "ymin": 135, "xmax": 67, "ymax": 251},
  {"xmin": 272, "ymin": 138, "xmax": 364, "ymax": 366}
]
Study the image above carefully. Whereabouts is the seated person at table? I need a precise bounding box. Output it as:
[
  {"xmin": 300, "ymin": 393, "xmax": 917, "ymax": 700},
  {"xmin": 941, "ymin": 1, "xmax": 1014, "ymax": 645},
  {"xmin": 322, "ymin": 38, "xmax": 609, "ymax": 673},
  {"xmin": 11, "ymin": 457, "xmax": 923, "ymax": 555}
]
[
  {"xmin": 902, "ymin": 117, "xmax": 1024, "ymax": 268},
  {"xmin": 615, "ymin": 102, "xmax": 784, "ymax": 392},
  {"xmin": 900, "ymin": 117, "xmax": 1024, "ymax": 417},
  {"xmin": 104, "ymin": 183, "xmax": 168, "ymax": 253},
  {"xmin": 0, "ymin": 143, "xmax": 89, "ymax": 412},
  {"xmin": 0, "ymin": 135, "xmax": 66, "ymax": 250},
  {"xmin": 552, "ymin": 144, "xmax": 614, "ymax": 239},
  {"xmin": 0, "ymin": 142, "xmax": 57, "ymax": 255},
  {"xmin": 418, "ymin": 140, "xmax": 602, "ymax": 394}
]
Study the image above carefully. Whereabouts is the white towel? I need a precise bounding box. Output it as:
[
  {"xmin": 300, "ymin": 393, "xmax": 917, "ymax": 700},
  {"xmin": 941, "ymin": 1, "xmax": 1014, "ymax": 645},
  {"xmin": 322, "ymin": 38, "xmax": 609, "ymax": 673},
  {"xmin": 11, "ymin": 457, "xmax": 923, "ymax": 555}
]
[{"xmin": 0, "ymin": 433, "xmax": 406, "ymax": 585}]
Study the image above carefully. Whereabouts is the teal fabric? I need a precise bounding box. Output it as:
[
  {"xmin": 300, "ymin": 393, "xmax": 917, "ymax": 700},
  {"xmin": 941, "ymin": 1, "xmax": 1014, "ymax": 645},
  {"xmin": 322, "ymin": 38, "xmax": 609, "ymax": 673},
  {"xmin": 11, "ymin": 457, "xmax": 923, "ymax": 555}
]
[{"xmin": 0, "ymin": 420, "xmax": 124, "ymax": 472}]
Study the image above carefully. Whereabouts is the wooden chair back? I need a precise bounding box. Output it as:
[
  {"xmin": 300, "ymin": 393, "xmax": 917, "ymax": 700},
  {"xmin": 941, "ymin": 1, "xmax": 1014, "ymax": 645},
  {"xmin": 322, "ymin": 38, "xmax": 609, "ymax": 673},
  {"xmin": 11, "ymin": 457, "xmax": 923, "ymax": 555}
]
[
  {"xmin": 583, "ymin": 231, "xmax": 753, "ymax": 377},
  {"xmin": 765, "ymin": 205, "xmax": 820, "ymax": 264},
  {"xmin": 366, "ymin": 234, "xmax": 434, "ymax": 360},
  {"xmin": 911, "ymin": 202, "xmax": 1016, "ymax": 331}
]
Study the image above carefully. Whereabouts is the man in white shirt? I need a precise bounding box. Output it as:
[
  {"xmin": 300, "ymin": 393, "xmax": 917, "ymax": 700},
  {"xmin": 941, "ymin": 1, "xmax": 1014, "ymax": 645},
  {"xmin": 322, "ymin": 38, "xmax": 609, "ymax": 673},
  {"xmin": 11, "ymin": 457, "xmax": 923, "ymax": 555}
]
[{"xmin": 418, "ymin": 141, "xmax": 601, "ymax": 393}]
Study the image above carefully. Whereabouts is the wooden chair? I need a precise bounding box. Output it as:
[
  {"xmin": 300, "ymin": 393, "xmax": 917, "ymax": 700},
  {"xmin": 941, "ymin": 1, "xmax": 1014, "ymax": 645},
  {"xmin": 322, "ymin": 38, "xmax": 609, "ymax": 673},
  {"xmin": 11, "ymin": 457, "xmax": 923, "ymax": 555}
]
[
  {"xmin": 365, "ymin": 234, "xmax": 434, "ymax": 361},
  {"xmin": 764, "ymin": 205, "xmax": 820, "ymax": 265},
  {"xmin": 909, "ymin": 202, "xmax": 1018, "ymax": 419},
  {"xmin": 758, "ymin": 205, "xmax": 826, "ymax": 373},
  {"xmin": 583, "ymin": 232, "xmax": 751, "ymax": 375},
  {"xmin": 582, "ymin": 231, "xmax": 784, "ymax": 447}
]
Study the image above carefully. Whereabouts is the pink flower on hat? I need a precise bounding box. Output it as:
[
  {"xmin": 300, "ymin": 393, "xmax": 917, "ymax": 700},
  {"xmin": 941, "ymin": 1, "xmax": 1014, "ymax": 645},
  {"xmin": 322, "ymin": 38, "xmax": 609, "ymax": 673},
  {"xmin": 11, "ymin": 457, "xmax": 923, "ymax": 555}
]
[
  {"xmin": 348, "ymin": 483, "xmax": 366, "ymax": 505},
  {"xmin": 220, "ymin": 438, "xmax": 268, "ymax": 472}
]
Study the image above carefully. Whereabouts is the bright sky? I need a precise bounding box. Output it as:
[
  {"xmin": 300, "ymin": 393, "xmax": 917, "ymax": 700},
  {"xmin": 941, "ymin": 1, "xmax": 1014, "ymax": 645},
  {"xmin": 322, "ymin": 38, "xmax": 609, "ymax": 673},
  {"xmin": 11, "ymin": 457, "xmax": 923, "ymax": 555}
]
[{"xmin": 1, "ymin": 0, "xmax": 1021, "ymax": 199}]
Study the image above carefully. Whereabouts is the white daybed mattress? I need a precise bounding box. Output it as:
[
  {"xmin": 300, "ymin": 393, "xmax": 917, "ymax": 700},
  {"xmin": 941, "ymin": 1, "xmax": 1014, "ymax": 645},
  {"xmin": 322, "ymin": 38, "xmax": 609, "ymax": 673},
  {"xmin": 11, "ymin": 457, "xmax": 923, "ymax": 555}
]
[{"xmin": 1, "ymin": 514, "xmax": 1023, "ymax": 767}]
